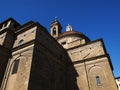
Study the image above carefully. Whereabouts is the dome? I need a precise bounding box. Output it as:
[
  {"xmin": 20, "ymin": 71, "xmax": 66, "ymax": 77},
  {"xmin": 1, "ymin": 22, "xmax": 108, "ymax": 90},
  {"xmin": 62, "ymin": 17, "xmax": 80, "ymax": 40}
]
[
  {"xmin": 57, "ymin": 31, "xmax": 90, "ymax": 42},
  {"xmin": 55, "ymin": 24, "xmax": 90, "ymax": 49},
  {"xmin": 57, "ymin": 30, "xmax": 90, "ymax": 49}
]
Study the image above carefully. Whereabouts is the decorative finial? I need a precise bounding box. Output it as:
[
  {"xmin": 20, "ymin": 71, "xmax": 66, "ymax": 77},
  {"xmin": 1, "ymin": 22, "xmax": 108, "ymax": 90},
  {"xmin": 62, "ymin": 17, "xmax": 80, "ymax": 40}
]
[
  {"xmin": 66, "ymin": 24, "xmax": 73, "ymax": 31},
  {"xmin": 54, "ymin": 16, "xmax": 57, "ymax": 21}
]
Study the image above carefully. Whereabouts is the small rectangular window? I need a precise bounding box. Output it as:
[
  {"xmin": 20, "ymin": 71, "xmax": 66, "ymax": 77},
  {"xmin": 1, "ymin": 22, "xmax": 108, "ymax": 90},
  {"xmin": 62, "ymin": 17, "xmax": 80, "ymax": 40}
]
[
  {"xmin": 96, "ymin": 76, "xmax": 101, "ymax": 86},
  {"xmin": 18, "ymin": 39, "xmax": 24, "ymax": 45},
  {"xmin": 61, "ymin": 41, "xmax": 66, "ymax": 45},
  {"xmin": 12, "ymin": 59, "xmax": 20, "ymax": 74}
]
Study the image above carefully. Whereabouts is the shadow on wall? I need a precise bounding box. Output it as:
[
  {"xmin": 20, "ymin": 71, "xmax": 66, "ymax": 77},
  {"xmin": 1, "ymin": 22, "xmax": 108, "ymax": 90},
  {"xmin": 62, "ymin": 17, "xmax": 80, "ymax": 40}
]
[
  {"xmin": 65, "ymin": 52, "xmax": 79, "ymax": 90},
  {"xmin": 27, "ymin": 44, "xmax": 79, "ymax": 90}
]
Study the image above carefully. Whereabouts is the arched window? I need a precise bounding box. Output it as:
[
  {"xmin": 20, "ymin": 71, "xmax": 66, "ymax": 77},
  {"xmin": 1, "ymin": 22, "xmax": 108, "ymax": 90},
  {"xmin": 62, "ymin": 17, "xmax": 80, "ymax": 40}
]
[
  {"xmin": 12, "ymin": 59, "xmax": 20, "ymax": 74},
  {"xmin": 96, "ymin": 76, "xmax": 101, "ymax": 85},
  {"xmin": 53, "ymin": 27, "xmax": 56, "ymax": 35},
  {"xmin": 18, "ymin": 39, "xmax": 24, "ymax": 45}
]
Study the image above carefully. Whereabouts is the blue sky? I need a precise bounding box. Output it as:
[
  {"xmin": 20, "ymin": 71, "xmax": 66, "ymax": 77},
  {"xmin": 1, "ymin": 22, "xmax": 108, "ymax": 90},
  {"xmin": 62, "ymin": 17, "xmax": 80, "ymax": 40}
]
[{"xmin": 0, "ymin": 0, "xmax": 120, "ymax": 77}]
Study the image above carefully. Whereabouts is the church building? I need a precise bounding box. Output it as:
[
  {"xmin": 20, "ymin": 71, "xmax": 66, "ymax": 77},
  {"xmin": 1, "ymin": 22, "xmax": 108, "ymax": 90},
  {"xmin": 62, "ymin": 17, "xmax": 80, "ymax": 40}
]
[{"xmin": 0, "ymin": 18, "xmax": 117, "ymax": 90}]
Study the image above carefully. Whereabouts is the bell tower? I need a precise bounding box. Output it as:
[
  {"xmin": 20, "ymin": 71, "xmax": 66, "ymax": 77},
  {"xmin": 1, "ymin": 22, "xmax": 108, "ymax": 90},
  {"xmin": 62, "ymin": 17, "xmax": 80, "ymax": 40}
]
[{"xmin": 50, "ymin": 17, "xmax": 62, "ymax": 38}]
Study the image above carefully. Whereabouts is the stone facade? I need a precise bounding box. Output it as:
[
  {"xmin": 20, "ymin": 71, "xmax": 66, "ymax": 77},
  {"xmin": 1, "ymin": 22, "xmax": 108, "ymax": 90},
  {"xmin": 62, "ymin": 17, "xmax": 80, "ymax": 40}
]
[
  {"xmin": 52, "ymin": 20, "xmax": 117, "ymax": 90},
  {"xmin": 0, "ymin": 18, "xmax": 117, "ymax": 90},
  {"xmin": 0, "ymin": 18, "xmax": 78, "ymax": 90},
  {"xmin": 0, "ymin": 18, "xmax": 20, "ymax": 87}
]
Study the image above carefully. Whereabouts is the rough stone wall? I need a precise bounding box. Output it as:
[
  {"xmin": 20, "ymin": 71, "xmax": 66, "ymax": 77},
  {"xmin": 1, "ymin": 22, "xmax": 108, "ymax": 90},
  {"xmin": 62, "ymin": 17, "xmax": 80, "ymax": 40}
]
[
  {"xmin": 86, "ymin": 57, "xmax": 117, "ymax": 90},
  {"xmin": 36, "ymin": 26, "xmax": 67, "ymax": 59},
  {"xmin": 68, "ymin": 40, "xmax": 105, "ymax": 62},
  {"xmin": 0, "ymin": 32, "xmax": 7, "ymax": 45},
  {"xmin": 0, "ymin": 24, "xmax": 37, "ymax": 90},
  {"xmin": 3, "ymin": 30, "xmax": 15, "ymax": 49},
  {"xmin": 1, "ymin": 45, "xmax": 34, "ymax": 90},
  {"xmin": 28, "ymin": 25, "xmax": 79, "ymax": 90},
  {"xmin": 57, "ymin": 36, "xmax": 85, "ymax": 49},
  {"xmin": 74, "ymin": 63, "xmax": 89, "ymax": 90},
  {"xmin": 66, "ymin": 40, "xmax": 117, "ymax": 90},
  {"xmin": 29, "ymin": 44, "xmax": 67, "ymax": 90},
  {"xmin": 74, "ymin": 56, "xmax": 117, "ymax": 90},
  {"xmin": 0, "ymin": 46, "xmax": 10, "ymax": 87},
  {"xmin": 13, "ymin": 26, "xmax": 37, "ymax": 48},
  {"xmin": 1, "ymin": 23, "xmax": 79, "ymax": 90},
  {"xmin": 28, "ymin": 26, "xmax": 68, "ymax": 90},
  {"xmin": 0, "ymin": 30, "xmax": 16, "ymax": 87}
]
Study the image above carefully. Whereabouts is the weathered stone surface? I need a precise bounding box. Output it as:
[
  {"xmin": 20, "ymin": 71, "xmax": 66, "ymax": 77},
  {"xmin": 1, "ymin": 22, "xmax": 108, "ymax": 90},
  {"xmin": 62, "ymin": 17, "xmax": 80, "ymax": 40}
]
[{"xmin": 0, "ymin": 18, "xmax": 117, "ymax": 90}]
